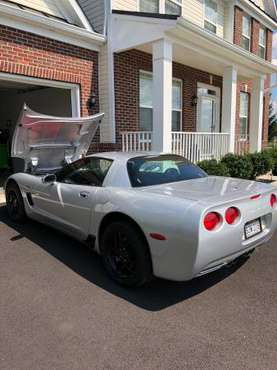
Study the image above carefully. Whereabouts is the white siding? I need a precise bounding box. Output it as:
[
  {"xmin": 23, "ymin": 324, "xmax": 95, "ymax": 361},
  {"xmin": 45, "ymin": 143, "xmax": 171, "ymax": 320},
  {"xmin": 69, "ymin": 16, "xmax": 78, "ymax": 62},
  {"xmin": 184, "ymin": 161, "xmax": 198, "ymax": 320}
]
[
  {"xmin": 183, "ymin": 0, "xmax": 225, "ymax": 38},
  {"xmin": 78, "ymin": 0, "xmax": 106, "ymax": 34},
  {"xmin": 11, "ymin": 0, "xmax": 65, "ymax": 18},
  {"xmin": 112, "ymin": 0, "xmax": 138, "ymax": 11}
]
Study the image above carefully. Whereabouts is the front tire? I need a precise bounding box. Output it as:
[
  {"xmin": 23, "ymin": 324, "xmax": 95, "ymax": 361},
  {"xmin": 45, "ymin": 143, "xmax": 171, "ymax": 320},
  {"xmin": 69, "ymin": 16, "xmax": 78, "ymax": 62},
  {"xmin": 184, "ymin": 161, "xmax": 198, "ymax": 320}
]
[
  {"xmin": 5, "ymin": 182, "xmax": 27, "ymax": 223},
  {"xmin": 101, "ymin": 221, "xmax": 152, "ymax": 287}
]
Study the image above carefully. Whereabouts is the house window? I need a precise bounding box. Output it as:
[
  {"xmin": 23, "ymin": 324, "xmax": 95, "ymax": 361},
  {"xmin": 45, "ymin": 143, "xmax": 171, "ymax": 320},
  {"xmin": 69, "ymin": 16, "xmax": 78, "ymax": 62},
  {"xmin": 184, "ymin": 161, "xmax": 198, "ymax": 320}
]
[
  {"xmin": 139, "ymin": 72, "xmax": 153, "ymax": 131},
  {"xmin": 239, "ymin": 92, "xmax": 249, "ymax": 140},
  {"xmin": 139, "ymin": 72, "xmax": 182, "ymax": 131},
  {"xmin": 258, "ymin": 27, "xmax": 266, "ymax": 59},
  {"xmin": 165, "ymin": 0, "xmax": 182, "ymax": 16},
  {"xmin": 140, "ymin": 0, "xmax": 159, "ymax": 13},
  {"xmin": 204, "ymin": 0, "xmax": 218, "ymax": 34},
  {"xmin": 241, "ymin": 16, "xmax": 251, "ymax": 51},
  {"xmin": 172, "ymin": 79, "xmax": 182, "ymax": 131}
]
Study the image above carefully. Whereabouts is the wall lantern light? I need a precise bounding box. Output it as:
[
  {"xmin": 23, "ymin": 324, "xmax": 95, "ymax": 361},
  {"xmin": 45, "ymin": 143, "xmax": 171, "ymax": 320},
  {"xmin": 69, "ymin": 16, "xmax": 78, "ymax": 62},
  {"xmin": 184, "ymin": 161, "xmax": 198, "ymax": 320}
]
[
  {"xmin": 88, "ymin": 93, "xmax": 97, "ymax": 109},
  {"xmin": 192, "ymin": 95, "xmax": 198, "ymax": 106}
]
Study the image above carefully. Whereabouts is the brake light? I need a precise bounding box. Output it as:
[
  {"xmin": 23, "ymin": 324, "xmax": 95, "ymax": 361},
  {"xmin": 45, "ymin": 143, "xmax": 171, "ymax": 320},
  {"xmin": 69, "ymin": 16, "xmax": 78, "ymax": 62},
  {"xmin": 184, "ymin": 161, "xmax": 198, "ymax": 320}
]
[
  {"xmin": 204, "ymin": 212, "xmax": 222, "ymax": 231},
  {"xmin": 270, "ymin": 194, "xmax": 277, "ymax": 208},
  {"xmin": 225, "ymin": 207, "xmax": 240, "ymax": 225}
]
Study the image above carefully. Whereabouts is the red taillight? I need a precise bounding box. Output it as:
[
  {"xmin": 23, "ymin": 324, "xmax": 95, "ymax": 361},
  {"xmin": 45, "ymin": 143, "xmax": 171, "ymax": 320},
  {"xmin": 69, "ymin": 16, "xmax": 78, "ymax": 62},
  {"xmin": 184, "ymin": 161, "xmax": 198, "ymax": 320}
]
[
  {"xmin": 270, "ymin": 194, "xmax": 277, "ymax": 208},
  {"xmin": 225, "ymin": 207, "xmax": 240, "ymax": 225},
  {"xmin": 204, "ymin": 212, "xmax": 221, "ymax": 231}
]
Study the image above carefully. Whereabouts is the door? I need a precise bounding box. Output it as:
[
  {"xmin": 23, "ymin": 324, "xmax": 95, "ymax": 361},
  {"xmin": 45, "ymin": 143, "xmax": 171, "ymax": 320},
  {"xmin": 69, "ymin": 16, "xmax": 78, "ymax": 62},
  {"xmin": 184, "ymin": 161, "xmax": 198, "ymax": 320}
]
[
  {"xmin": 198, "ymin": 96, "xmax": 218, "ymax": 132},
  {"xmin": 197, "ymin": 84, "xmax": 220, "ymax": 133},
  {"xmin": 31, "ymin": 157, "xmax": 113, "ymax": 240}
]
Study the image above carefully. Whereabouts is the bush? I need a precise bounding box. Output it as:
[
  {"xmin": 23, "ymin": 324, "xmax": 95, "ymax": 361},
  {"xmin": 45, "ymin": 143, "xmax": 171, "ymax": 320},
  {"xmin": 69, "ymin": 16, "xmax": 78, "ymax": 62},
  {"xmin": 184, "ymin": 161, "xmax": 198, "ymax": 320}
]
[
  {"xmin": 266, "ymin": 147, "xmax": 277, "ymax": 176},
  {"xmin": 247, "ymin": 151, "xmax": 273, "ymax": 179},
  {"xmin": 221, "ymin": 153, "xmax": 253, "ymax": 179},
  {"xmin": 198, "ymin": 159, "xmax": 230, "ymax": 177}
]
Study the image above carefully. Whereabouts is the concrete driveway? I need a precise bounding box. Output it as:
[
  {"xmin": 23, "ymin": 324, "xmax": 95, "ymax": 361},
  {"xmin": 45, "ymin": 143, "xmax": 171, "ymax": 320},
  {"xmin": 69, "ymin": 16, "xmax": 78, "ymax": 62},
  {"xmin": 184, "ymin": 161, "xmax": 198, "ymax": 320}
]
[{"xmin": 0, "ymin": 204, "xmax": 277, "ymax": 369}]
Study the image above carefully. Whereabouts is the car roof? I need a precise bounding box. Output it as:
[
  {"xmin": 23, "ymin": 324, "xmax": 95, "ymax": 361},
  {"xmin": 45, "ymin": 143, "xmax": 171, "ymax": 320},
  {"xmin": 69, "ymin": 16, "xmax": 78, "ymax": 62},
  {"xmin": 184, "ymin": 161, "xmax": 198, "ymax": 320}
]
[{"xmin": 88, "ymin": 151, "xmax": 164, "ymax": 161}]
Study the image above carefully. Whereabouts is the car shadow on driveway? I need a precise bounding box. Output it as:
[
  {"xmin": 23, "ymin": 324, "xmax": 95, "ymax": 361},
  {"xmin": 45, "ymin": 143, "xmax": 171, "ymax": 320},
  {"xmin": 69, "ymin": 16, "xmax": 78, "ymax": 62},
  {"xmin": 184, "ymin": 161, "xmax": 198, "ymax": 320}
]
[{"xmin": 0, "ymin": 205, "xmax": 248, "ymax": 312}]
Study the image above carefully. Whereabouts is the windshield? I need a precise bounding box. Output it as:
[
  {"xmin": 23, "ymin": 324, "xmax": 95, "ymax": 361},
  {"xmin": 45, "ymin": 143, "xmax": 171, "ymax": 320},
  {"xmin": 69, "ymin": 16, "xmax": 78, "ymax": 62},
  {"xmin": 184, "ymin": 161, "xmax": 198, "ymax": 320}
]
[{"xmin": 127, "ymin": 154, "xmax": 207, "ymax": 187}]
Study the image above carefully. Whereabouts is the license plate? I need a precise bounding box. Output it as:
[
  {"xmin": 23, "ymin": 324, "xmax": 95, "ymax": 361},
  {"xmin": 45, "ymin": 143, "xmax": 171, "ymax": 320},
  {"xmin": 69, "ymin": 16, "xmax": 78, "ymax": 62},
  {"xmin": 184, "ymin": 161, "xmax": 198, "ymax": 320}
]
[{"xmin": 245, "ymin": 219, "xmax": 262, "ymax": 239}]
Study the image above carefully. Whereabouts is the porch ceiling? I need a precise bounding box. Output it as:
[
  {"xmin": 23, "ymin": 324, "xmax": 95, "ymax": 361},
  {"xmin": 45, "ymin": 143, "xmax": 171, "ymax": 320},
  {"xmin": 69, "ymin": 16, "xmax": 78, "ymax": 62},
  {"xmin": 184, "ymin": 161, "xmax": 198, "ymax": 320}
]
[{"xmin": 137, "ymin": 43, "xmax": 230, "ymax": 79}]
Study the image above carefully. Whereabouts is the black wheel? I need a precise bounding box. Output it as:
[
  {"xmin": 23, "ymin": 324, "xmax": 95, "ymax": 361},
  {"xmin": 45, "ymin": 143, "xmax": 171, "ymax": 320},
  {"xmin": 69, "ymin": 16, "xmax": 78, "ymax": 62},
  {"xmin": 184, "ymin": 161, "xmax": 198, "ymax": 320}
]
[
  {"xmin": 5, "ymin": 182, "xmax": 27, "ymax": 223},
  {"xmin": 100, "ymin": 221, "xmax": 152, "ymax": 287}
]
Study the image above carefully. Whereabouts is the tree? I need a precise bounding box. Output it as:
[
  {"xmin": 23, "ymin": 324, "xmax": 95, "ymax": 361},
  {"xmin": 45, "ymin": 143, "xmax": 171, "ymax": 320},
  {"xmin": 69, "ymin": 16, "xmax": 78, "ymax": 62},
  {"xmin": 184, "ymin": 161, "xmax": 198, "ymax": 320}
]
[{"xmin": 269, "ymin": 93, "xmax": 277, "ymax": 142}]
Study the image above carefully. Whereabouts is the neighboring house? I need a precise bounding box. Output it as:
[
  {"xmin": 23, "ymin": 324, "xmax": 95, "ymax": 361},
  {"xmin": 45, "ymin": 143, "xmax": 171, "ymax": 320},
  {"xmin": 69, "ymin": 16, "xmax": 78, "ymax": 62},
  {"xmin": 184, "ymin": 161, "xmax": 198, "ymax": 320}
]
[
  {"xmin": 0, "ymin": 0, "xmax": 104, "ymax": 166},
  {"xmin": 78, "ymin": 0, "xmax": 277, "ymax": 162}
]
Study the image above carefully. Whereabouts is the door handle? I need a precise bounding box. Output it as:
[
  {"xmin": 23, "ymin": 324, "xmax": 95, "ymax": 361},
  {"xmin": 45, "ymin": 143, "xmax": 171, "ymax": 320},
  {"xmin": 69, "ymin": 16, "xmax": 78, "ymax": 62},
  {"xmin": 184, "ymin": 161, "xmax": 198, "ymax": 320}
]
[{"xmin": 79, "ymin": 191, "xmax": 90, "ymax": 199}]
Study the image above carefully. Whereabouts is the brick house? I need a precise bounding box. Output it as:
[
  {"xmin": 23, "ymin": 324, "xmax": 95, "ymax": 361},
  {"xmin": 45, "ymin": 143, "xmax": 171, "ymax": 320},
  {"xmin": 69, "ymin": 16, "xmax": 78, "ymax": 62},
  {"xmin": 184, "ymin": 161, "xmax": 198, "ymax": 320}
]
[
  {"xmin": 0, "ymin": 1, "xmax": 277, "ymax": 164},
  {"xmin": 78, "ymin": 0, "xmax": 277, "ymax": 162},
  {"xmin": 0, "ymin": 0, "xmax": 104, "ymax": 167}
]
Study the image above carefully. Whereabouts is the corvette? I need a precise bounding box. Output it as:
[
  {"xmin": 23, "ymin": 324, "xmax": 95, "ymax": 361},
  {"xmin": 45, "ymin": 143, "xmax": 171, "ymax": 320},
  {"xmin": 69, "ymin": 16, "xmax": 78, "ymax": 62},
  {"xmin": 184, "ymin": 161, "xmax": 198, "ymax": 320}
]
[{"xmin": 5, "ymin": 107, "xmax": 277, "ymax": 287}]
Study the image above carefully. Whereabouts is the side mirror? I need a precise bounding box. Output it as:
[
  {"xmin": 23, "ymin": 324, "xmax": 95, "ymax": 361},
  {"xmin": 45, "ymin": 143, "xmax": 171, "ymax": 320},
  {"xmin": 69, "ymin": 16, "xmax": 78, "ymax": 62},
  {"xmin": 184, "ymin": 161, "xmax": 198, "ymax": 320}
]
[{"xmin": 42, "ymin": 174, "xmax": 57, "ymax": 184}]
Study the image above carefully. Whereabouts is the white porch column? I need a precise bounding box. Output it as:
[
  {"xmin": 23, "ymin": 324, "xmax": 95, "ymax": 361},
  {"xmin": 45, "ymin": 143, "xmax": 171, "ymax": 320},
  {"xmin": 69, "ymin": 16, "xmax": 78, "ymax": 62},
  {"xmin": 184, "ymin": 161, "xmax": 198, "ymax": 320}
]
[
  {"xmin": 222, "ymin": 66, "xmax": 237, "ymax": 153},
  {"xmin": 152, "ymin": 39, "xmax": 172, "ymax": 153},
  {"xmin": 249, "ymin": 76, "xmax": 265, "ymax": 153}
]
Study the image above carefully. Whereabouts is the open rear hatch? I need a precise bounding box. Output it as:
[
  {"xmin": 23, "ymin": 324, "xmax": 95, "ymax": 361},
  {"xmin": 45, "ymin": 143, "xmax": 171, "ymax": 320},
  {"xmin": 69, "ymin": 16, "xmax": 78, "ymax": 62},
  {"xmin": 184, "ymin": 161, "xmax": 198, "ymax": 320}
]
[{"xmin": 11, "ymin": 105, "xmax": 104, "ymax": 174}]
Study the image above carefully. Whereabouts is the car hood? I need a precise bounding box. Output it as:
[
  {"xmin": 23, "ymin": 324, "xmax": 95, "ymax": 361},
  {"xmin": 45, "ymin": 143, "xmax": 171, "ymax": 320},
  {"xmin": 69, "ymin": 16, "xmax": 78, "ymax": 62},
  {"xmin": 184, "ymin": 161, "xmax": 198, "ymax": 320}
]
[
  {"xmin": 11, "ymin": 105, "xmax": 104, "ymax": 174},
  {"xmin": 139, "ymin": 176, "xmax": 273, "ymax": 204}
]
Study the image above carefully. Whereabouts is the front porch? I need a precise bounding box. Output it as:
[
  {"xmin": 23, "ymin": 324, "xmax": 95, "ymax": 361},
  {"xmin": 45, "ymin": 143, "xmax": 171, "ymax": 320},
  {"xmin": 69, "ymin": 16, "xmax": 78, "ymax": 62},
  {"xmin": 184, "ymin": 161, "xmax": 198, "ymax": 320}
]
[
  {"xmin": 111, "ymin": 12, "xmax": 277, "ymax": 159},
  {"xmin": 121, "ymin": 131, "xmax": 248, "ymax": 163}
]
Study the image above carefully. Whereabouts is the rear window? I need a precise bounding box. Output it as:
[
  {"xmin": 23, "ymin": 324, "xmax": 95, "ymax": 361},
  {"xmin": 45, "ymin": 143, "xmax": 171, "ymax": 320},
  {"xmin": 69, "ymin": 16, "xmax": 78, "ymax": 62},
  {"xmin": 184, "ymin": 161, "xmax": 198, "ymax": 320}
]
[{"xmin": 127, "ymin": 154, "xmax": 207, "ymax": 187}]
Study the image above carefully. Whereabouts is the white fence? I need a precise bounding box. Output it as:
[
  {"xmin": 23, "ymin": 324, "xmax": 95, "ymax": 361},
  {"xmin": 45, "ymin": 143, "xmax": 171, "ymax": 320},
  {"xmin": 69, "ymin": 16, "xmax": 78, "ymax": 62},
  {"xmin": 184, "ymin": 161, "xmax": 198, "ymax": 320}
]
[
  {"xmin": 171, "ymin": 132, "xmax": 230, "ymax": 163},
  {"xmin": 121, "ymin": 131, "xmax": 152, "ymax": 152},
  {"xmin": 122, "ymin": 131, "xmax": 231, "ymax": 163}
]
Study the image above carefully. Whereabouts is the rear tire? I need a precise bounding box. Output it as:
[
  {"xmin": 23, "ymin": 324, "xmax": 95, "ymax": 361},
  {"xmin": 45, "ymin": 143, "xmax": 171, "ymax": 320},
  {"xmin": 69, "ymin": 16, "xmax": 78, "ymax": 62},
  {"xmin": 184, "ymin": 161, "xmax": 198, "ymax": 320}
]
[
  {"xmin": 5, "ymin": 182, "xmax": 27, "ymax": 223},
  {"xmin": 101, "ymin": 221, "xmax": 152, "ymax": 287}
]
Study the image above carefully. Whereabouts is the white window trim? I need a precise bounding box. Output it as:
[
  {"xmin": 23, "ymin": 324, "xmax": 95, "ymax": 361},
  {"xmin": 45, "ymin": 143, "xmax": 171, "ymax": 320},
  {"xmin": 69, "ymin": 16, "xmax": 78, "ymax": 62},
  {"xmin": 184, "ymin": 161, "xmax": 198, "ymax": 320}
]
[
  {"xmin": 239, "ymin": 92, "xmax": 249, "ymax": 141},
  {"xmin": 0, "ymin": 72, "xmax": 81, "ymax": 117},
  {"xmin": 139, "ymin": 70, "xmax": 183, "ymax": 130},
  {"xmin": 172, "ymin": 77, "xmax": 183, "ymax": 131},
  {"xmin": 203, "ymin": 0, "xmax": 218, "ymax": 34},
  {"xmin": 137, "ymin": 0, "xmax": 182, "ymax": 15},
  {"xmin": 258, "ymin": 27, "xmax": 266, "ymax": 59},
  {"xmin": 241, "ymin": 15, "xmax": 251, "ymax": 51}
]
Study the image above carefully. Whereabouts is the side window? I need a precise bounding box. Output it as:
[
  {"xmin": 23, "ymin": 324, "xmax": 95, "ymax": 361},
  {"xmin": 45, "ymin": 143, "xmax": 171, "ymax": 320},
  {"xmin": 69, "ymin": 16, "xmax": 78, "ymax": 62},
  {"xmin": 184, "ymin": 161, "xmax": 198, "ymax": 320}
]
[{"xmin": 57, "ymin": 158, "xmax": 113, "ymax": 187}]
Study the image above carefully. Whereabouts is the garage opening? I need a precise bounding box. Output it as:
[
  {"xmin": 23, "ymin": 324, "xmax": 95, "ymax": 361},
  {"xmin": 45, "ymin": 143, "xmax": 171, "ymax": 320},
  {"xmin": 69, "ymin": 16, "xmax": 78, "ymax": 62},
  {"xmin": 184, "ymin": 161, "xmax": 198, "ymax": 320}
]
[{"xmin": 0, "ymin": 78, "xmax": 75, "ymax": 180}]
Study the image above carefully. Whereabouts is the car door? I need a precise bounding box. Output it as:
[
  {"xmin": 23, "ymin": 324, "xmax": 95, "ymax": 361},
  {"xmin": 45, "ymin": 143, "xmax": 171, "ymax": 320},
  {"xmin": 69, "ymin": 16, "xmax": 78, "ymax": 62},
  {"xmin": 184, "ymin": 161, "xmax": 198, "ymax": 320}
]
[{"xmin": 31, "ymin": 157, "xmax": 113, "ymax": 240}]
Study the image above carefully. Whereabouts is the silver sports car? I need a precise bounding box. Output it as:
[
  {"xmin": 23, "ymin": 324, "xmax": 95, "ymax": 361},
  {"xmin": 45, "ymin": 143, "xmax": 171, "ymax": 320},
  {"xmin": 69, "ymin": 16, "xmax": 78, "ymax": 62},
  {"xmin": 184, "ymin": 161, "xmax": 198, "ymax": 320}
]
[{"xmin": 5, "ymin": 107, "xmax": 277, "ymax": 287}]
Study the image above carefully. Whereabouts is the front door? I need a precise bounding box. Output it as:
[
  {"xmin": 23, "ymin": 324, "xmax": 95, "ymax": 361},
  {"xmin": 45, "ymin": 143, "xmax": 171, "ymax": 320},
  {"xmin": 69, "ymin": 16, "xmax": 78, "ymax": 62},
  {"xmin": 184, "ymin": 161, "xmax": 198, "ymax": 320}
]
[{"xmin": 197, "ymin": 84, "xmax": 220, "ymax": 133}]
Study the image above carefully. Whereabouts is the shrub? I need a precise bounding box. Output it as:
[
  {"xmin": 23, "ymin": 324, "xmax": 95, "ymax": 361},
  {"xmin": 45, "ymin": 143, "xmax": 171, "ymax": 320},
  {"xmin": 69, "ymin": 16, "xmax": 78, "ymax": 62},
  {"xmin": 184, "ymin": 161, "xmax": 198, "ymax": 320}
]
[
  {"xmin": 247, "ymin": 151, "xmax": 273, "ymax": 179},
  {"xmin": 221, "ymin": 153, "xmax": 253, "ymax": 179},
  {"xmin": 198, "ymin": 159, "xmax": 230, "ymax": 177},
  {"xmin": 266, "ymin": 147, "xmax": 277, "ymax": 176}
]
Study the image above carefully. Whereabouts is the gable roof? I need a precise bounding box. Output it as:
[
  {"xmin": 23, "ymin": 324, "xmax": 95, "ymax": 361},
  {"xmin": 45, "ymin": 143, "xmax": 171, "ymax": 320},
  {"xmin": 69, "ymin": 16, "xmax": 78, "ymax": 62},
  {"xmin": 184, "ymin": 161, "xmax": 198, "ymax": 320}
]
[
  {"xmin": 248, "ymin": 0, "xmax": 277, "ymax": 22},
  {"xmin": 0, "ymin": 0, "xmax": 93, "ymax": 30}
]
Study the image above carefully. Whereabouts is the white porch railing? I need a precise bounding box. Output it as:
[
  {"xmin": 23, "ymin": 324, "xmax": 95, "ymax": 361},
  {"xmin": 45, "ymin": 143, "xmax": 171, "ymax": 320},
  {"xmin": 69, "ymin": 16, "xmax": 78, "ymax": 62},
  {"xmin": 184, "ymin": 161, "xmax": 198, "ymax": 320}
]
[
  {"xmin": 122, "ymin": 131, "xmax": 231, "ymax": 163},
  {"xmin": 172, "ymin": 132, "xmax": 230, "ymax": 162},
  {"xmin": 122, "ymin": 131, "xmax": 152, "ymax": 152}
]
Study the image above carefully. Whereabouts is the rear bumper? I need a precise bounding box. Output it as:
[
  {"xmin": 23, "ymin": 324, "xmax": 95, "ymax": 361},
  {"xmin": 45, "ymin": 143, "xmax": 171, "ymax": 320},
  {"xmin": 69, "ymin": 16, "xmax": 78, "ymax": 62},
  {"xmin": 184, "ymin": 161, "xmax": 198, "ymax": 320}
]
[{"xmin": 195, "ymin": 230, "xmax": 273, "ymax": 277}]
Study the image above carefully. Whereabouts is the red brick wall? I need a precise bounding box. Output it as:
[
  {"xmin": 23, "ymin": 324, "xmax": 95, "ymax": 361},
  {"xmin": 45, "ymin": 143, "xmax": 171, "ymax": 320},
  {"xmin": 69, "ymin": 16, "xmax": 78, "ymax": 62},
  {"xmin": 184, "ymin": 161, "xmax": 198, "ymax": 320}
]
[
  {"xmin": 0, "ymin": 25, "xmax": 99, "ymax": 118},
  {"xmin": 251, "ymin": 18, "xmax": 260, "ymax": 55},
  {"xmin": 113, "ymin": 49, "xmax": 222, "ymax": 145},
  {"xmin": 234, "ymin": 6, "xmax": 243, "ymax": 46}
]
